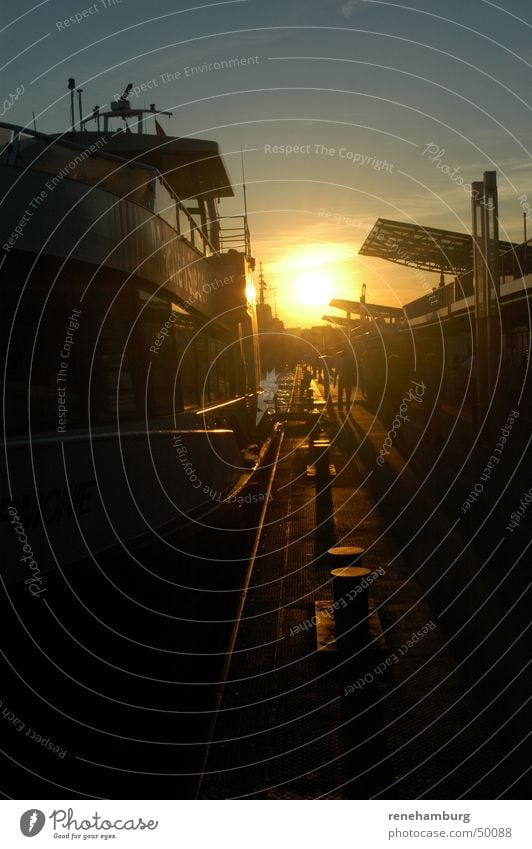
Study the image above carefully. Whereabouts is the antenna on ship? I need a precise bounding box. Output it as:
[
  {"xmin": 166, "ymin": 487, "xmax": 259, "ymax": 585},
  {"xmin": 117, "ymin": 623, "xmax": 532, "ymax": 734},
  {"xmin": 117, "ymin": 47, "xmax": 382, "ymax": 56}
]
[
  {"xmin": 240, "ymin": 146, "xmax": 253, "ymax": 264},
  {"xmin": 258, "ymin": 262, "xmax": 267, "ymax": 305}
]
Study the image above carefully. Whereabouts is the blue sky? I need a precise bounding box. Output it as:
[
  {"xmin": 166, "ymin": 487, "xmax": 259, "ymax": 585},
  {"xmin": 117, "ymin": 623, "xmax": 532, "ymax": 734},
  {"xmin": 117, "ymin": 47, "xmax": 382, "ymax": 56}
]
[{"xmin": 2, "ymin": 0, "xmax": 532, "ymax": 324}]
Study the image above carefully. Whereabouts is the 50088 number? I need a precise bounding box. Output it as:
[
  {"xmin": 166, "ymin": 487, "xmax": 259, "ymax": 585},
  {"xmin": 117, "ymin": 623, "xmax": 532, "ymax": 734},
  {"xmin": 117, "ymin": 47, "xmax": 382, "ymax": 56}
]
[{"xmin": 475, "ymin": 828, "xmax": 512, "ymax": 837}]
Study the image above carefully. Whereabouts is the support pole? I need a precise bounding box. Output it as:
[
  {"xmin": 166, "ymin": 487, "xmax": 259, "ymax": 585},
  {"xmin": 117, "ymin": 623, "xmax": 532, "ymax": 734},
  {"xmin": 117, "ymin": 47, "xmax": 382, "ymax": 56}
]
[
  {"xmin": 68, "ymin": 78, "xmax": 76, "ymax": 132},
  {"xmin": 472, "ymin": 172, "xmax": 500, "ymax": 433},
  {"xmin": 77, "ymin": 88, "xmax": 83, "ymax": 131},
  {"xmin": 523, "ymin": 212, "xmax": 528, "ymax": 278}
]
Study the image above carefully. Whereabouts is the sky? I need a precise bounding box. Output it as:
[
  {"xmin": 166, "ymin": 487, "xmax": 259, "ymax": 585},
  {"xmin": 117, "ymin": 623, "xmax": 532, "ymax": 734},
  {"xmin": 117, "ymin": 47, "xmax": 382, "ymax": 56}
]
[{"xmin": 2, "ymin": 0, "xmax": 532, "ymax": 325}]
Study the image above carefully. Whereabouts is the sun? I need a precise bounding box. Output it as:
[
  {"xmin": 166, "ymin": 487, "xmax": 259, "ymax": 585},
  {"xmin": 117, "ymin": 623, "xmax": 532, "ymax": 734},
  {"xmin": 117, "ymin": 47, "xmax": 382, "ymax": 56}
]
[{"xmin": 295, "ymin": 270, "xmax": 333, "ymax": 306}]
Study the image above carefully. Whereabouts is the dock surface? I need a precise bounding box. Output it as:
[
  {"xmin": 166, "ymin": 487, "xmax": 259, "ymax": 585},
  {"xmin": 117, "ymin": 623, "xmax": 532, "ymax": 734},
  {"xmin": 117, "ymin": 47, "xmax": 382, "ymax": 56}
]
[{"xmin": 199, "ymin": 370, "xmax": 525, "ymax": 799}]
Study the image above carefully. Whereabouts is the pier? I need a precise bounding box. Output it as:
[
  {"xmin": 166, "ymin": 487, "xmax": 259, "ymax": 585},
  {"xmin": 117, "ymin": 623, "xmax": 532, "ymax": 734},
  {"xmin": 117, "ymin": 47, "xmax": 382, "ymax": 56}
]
[{"xmin": 5, "ymin": 367, "xmax": 528, "ymax": 800}]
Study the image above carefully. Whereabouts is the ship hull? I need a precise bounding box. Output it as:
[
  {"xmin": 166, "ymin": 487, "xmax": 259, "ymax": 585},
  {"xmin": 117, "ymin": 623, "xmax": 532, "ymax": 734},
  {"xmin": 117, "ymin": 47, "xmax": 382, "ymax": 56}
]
[
  {"xmin": 2, "ymin": 429, "xmax": 252, "ymax": 586},
  {"xmin": 0, "ymin": 137, "xmax": 260, "ymax": 582}
]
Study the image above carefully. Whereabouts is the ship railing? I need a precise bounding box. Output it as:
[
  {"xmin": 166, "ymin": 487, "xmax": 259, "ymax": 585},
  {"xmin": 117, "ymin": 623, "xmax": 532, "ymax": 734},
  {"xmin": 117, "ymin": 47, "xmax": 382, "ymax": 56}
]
[
  {"xmin": 153, "ymin": 173, "xmax": 227, "ymax": 258},
  {"xmin": 218, "ymin": 215, "xmax": 252, "ymax": 257}
]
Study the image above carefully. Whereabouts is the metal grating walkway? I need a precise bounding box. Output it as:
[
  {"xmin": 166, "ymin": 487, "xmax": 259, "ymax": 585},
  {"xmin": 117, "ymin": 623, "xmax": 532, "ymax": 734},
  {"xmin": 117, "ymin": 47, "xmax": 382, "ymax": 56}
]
[
  {"xmin": 199, "ymin": 371, "xmax": 514, "ymax": 800},
  {"xmin": 199, "ymin": 421, "xmax": 349, "ymax": 798}
]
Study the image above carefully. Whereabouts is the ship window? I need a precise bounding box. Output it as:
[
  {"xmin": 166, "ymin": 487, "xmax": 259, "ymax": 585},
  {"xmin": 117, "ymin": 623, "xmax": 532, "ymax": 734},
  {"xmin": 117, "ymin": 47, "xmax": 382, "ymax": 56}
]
[
  {"xmin": 181, "ymin": 216, "xmax": 196, "ymax": 248},
  {"xmin": 139, "ymin": 290, "xmax": 180, "ymax": 416},
  {"xmin": 207, "ymin": 336, "xmax": 218, "ymax": 400},
  {"xmin": 177, "ymin": 205, "xmax": 189, "ymax": 238},
  {"xmin": 195, "ymin": 333, "xmax": 210, "ymax": 406},
  {"xmin": 173, "ymin": 312, "xmax": 198, "ymax": 409},
  {"xmin": 176, "ymin": 203, "xmax": 206, "ymax": 253},
  {"xmin": 154, "ymin": 178, "xmax": 177, "ymax": 230},
  {"xmin": 139, "ymin": 290, "xmax": 206, "ymax": 415},
  {"xmin": 15, "ymin": 136, "xmax": 154, "ymax": 207},
  {"xmin": 216, "ymin": 338, "xmax": 230, "ymax": 398},
  {"xmin": 191, "ymin": 331, "xmax": 233, "ymax": 407}
]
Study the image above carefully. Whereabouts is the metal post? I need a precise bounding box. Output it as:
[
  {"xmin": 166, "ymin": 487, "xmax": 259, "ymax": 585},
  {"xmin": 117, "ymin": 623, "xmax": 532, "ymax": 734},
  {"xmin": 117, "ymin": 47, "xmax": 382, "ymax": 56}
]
[
  {"xmin": 77, "ymin": 88, "xmax": 83, "ymax": 130},
  {"xmin": 346, "ymin": 310, "xmax": 351, "ymax": 344},
  {"xmin": 483, "ymin": 172, "xmax": 500, "ymax": 428},
  {"xmin": 472, "ymin": 172, "xmax": 500, "ymax": 432},
  {"xmin": 523, "ymin": 212, "xmax": 528, "ymax": 277},
  {"xmin": 68, "ymin": 78, "xmax": 76, "ymax": 132}
]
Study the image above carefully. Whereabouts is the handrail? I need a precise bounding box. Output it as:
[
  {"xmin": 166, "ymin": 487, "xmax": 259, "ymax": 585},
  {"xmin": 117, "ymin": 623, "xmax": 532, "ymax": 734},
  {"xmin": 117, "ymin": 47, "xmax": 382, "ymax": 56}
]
[
  {"xmin": 218, "ymin": 214, "xmax": 252, "ymax": 257},
  {"xmin": 195, "ymin": 394, "xmax": 249, "ymax": 415}
]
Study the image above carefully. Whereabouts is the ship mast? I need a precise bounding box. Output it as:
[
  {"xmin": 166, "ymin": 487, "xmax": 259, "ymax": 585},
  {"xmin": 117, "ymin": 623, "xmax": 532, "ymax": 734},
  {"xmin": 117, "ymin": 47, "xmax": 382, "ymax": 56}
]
[{"xmin": 258, "ymin": 262, "xmax": 267, "ymax": 305}]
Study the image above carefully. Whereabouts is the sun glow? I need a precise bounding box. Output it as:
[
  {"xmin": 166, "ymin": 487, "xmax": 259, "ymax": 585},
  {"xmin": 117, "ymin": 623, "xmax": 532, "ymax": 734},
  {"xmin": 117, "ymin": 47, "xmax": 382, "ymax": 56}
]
[
  {"xmin": 295, "ymin": 270, "xmax": 333, "ymax": 306},
  {"xmin": 245, "ymin": 282, "xmax": 256, "ymax": 303},
  {"xmin": 263, "ymin": 243, "xmax": 356, "ymax": 325}
]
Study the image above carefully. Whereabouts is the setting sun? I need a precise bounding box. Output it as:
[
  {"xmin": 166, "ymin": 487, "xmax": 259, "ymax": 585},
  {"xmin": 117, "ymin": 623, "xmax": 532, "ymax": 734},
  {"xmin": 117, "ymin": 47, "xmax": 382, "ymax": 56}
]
[
  {"xmin": 262, "ymin": 243, "xmax": 357, "ymax": 326},
  {"xmin": 295, "ymin": 270, "xmax": 333, "ymax": 306}
]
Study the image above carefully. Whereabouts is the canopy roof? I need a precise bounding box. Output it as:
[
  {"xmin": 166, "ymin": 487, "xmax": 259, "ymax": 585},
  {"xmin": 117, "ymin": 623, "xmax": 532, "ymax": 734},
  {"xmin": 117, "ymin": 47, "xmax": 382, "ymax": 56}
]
[
  {"xmin": 358, "ymin": 218, "xmax": 519, "ymax": 276},
  {"xmin": 329, "ymin": 297, "xmax": 404, "ymax": 319},
  {"xmin": 321, "ymin": 314, "xmax": 349, "ymax": 326}
]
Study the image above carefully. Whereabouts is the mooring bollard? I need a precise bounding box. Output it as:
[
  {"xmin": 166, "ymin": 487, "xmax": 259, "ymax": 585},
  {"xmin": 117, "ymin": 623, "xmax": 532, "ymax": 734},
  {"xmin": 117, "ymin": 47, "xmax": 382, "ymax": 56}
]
[
  {"xmin": 328, "ymin": 545, "xmax": 365, "ymax": 568},
  {"xmin": 330, "ymin": 564, "xmax": 371, "ymax": 652}
]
